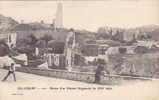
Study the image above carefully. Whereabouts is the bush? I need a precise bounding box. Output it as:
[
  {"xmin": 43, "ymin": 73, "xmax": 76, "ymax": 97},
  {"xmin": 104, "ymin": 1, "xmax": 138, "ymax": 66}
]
[
  {"xmin": 134, "ymin": 46, "xmax": 148, "ymax": 54},
  {"xmin": 119, "ymin": 47, "xmax": 127, "ymax": 54}
]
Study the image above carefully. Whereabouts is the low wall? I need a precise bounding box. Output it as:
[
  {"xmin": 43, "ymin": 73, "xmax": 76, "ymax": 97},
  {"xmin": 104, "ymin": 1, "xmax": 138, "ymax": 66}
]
[{"xmin": 15, "ymin": 67, "xmax": 152, "ymax": 85}]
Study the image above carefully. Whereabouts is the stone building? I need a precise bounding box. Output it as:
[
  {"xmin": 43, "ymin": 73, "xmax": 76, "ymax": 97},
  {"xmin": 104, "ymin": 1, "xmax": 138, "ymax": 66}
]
[
  {"xmin": 64, "ymin": 30, "xmax": 83, "ymax": 71},
  {"xmin": 0, "ymin": 33, "xmax": 17, "ymax": 48}
]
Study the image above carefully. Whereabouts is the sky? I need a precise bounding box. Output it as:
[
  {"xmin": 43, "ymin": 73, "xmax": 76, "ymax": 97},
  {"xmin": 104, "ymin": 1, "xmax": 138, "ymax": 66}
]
[{"xmin": 0, "ymin": 0, "xmax": 159, "ymax": 32}]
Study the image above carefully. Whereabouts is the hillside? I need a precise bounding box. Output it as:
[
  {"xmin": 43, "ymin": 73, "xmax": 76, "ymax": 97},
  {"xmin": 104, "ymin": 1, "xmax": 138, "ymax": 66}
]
[
  {"xmin": 1, "ymin": 14, "xmax": 159, "ymax": 42},
  {"xmin": 0, "ymin": 14, "xmax": 18, "ymax": 31}
]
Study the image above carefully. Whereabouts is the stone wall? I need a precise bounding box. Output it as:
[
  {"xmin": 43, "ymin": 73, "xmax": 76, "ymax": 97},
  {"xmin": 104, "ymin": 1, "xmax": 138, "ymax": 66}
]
[{"xmin": 15, "ymin": 67, "xmax": 151, "ymax": 85}]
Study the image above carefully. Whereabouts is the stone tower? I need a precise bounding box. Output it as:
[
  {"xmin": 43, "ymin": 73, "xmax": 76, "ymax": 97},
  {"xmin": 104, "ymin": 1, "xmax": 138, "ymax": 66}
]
[{"xmin": 55, "ymin": 2, "xmax": 63, "ymax": 29}]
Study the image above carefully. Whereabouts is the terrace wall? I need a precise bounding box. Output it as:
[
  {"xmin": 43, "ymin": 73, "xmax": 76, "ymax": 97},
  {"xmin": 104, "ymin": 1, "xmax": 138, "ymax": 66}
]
[{"xmin": 15, "ymin": 67, "xmax": 151, "ymax": 85}]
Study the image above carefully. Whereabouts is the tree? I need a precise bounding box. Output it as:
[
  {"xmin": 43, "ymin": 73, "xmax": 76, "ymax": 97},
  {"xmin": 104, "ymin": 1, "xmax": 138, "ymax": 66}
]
[
  {"xmin": 97, "ymin": 27, "xmax": 106, "ymax": 33},
  {"xmin": 97, "ymin": 27, "xmax": 113, "ymax": 39},
  {"xmin": 27, "ymin": 34, "xmax": 38, "ymax": 45},
  {"xmin": 112, "ymin": 30, "xmax": 124, "ymax": 41},
  {"xmin": 35, "ymin": 40, "xmax": 46, "ymax": 48},
  {"xmin": 0, "ymin": 42, "xmax": 10, "ymax": 56},
  {"xmin": 40, "ymin": 34, "xmax": 53, "ymax": 47},
  {"xmin": 147, "ymin": 35, "xmax": 152, "ymax": 39}
]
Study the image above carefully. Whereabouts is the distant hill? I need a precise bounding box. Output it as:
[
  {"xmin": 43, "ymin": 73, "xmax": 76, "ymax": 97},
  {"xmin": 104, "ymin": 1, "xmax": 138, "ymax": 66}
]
[{"xmin": 0, "ymin": 14, "xmax": 18, "ymax": 31}]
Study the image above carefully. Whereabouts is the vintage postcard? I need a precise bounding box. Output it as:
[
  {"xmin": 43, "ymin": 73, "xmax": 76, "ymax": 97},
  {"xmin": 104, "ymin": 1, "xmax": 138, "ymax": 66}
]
[{"xmin": 0, "ymin": 0, "xmax": 159, "ymax": 100}]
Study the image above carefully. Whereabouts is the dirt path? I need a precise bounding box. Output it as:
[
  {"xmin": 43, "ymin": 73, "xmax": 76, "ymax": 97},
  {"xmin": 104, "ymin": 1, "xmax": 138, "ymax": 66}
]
[{"xmin": 0, "ymin": 69, "xmax": 159, "ymax": 100}]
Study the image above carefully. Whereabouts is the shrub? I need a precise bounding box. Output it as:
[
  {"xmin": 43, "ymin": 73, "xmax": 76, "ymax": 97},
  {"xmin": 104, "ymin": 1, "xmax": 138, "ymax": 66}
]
[
  {"xmin": 134, "ymin": 46, "xmax": 148, "ymax": 54},
  {"xmin": 119, "ymin": 47, "xmax": 127, "ymax": 54}
]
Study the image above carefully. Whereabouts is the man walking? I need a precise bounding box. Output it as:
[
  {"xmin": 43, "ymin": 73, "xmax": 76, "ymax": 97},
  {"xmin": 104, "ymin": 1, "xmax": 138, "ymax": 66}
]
[
  {"xmin": 94, "ymin": 59, "xmax": 105, "ymax": 84},
  {"xmin": 2, "ymin": 63, "xmax": 16, "ymax": 82}
]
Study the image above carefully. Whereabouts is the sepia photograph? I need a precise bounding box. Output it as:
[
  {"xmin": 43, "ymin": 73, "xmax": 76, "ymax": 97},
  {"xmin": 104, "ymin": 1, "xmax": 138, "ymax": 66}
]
[{"xmin": 0, "ymin": 0, "xmax": 159, "ymax": 100}]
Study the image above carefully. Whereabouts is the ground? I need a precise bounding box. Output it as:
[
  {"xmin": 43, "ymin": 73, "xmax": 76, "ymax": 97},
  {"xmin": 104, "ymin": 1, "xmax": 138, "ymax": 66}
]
[{"xmin": 0, "ymin": 68, "xmax": 159, "ymax": 100}]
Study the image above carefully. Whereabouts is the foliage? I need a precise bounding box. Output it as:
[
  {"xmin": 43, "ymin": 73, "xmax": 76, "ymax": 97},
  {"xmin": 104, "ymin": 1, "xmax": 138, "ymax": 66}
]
[
  {"xmin": 118, "ymin": 47, "xmax": 127, "ymax": 54},
  {"xmin": 134, "ymin": 46, "xmax": 149, "ymax": 54},
  {"xmin": 0, "ymin": 42, "xmax": 10, "ymax": 56},
  {"xmin": 35, "ymin": 40, "xmax": 46, "ymax": 48},
  {"xmin": 40, "ymin": 34, "xmax": 53, "ymax": 46},
  {"xmin": 27, "ymin": 34, "xmax": 38, "ymax": 45}
]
